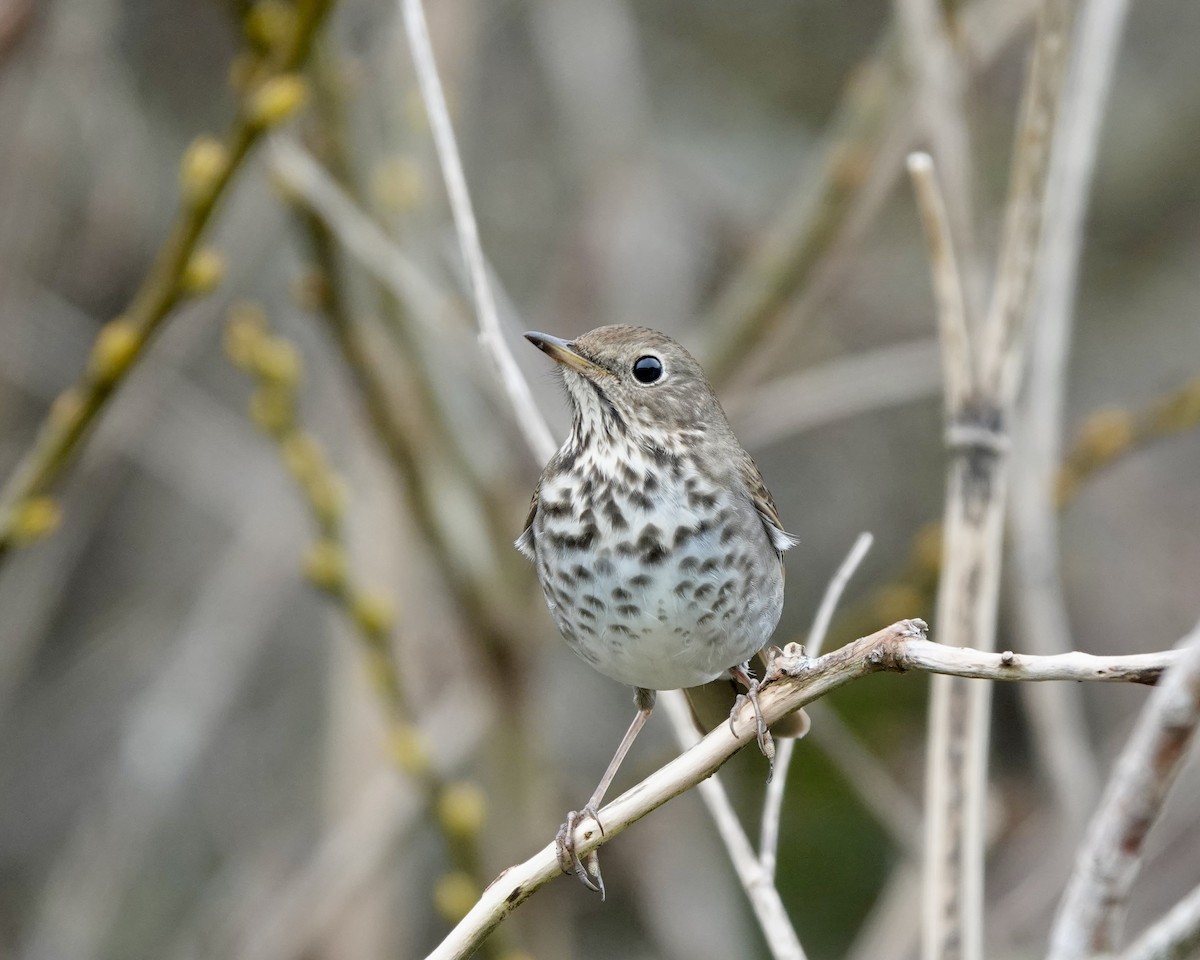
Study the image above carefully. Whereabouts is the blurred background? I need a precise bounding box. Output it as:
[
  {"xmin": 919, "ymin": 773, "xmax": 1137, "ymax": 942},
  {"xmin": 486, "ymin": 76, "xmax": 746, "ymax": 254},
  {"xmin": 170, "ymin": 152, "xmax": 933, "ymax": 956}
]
[{"xmin": 1, "ymin": 0, "xmax": 1198, "ymax": 958}]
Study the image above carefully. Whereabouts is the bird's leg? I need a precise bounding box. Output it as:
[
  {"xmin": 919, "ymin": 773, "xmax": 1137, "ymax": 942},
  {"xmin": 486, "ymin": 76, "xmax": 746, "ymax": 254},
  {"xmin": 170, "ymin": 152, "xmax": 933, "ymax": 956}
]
[
  {"xmin": 729, "ymin": 662, "xmax": 776, "ymax": 779},
  {"xmin": 557, "ymin": 687, "xmax": 656, "ymax": 898}
]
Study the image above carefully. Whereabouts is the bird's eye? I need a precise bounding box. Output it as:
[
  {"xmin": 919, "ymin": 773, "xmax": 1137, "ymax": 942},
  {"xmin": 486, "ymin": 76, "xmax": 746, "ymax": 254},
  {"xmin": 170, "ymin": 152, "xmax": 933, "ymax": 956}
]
[{"xmin": 632, "ymin": 355, "xmax": 663, "ymax": 384}]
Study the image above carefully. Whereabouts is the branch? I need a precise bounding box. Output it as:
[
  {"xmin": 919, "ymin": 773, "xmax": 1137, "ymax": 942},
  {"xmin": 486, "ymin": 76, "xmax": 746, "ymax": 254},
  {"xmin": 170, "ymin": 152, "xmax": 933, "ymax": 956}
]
[
  {"xmin": 727, "ymin": 338, "xmax": 942, "ymax": 450},
  {"xmin": 1046, "ymin": 622, "xmax": 1200, "ymax": 960},
  {"xmin": 760, "ymin": 532, "xmax": 875, "ymax": 876},
  {"xmin": 398, "ymin": 0, "xmax": 556, "ymax": 465},
  {"xmin": 0, "ymin": 0, "xmax": 335, "ymax": 569},
  {"xmin": 920, "ymin": 3, "xmax": 1077, "ymax": 956},
  {"xmin": 906, "ymin": 153, "xmax": 974, "ymax": 415},
  {"xmin": 661, "ymin": 693, "xmax": 808, "ymax": 960},
  {"xmin": 424, "ymin": 620, "xmax": 1182, "ymax": 960}
]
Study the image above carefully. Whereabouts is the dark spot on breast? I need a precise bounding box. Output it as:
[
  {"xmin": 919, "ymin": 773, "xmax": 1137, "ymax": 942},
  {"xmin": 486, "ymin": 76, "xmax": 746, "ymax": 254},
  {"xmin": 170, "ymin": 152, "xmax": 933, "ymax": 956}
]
[
  {"xmin": 699, "ymin": 557, "xmax": 720, "ymax": 574},
  {"xmin": 602, "ymin": 496, "xmax": 628, "ymax": 531},
  {"xmin": 572, "ymin": 564, "xmax": 592, "ymax": 581},
  {"xmin": 720, "ymin": 525, "xmax": 737, "ymax": 545},
  {"xmin": 694, "ymin": 583, "xmax": 714, "ymax": 600},
  {"xmin": 679, "ymin": 556, "xmax": 699, "ymax": 572},
  {"xmin": 611, "ymin": 624, "xmax": 634, "ymax": 638},
  {"xmin": 674, "ymin": 579, "xmax": 695, "ymax": 597},
  {"xmin": 697, "ymin": 613, "xmax": 715, "ymax": 626},
  {"xmin": 596, "ymin": 557, "xmax": 615, "ymax": 576},
  {"xmin": 688, "ymin": 489, "xmax": 718, "ymax": 510},
  {"xmin": 583, "ymin": 594, "xmax": 605, "ymax": 610},
  {"xmin": 617, "ymin": 604, "xmax": 640, "ymax": 617},
  {"xmin": 630, "ymin": 573, "xmax": 652, "ymax": 587},
  {"xmin": 629, "ymin": 490, "xmax": 653, "ymax": 511},
  {"xmin": 612, "ymin": 587, "xmax": 632, "ymax": 601}
]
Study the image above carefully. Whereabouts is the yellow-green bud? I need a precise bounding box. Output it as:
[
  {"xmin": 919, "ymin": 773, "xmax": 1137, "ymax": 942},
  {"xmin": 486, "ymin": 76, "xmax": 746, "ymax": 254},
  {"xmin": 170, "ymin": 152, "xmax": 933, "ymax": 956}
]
[
  {"xmin": 433, "ymin": 872, "xmax": 478, "ymax": 923},
  {"xmin": 1074, "ymin": 408, "xmax": 1134, "ymax": 466},
  {"xmin": 248, "ymin": 386, "xmax": 293, "ymax": 436},
  {"xmin": 302, "ymin": 539, "xmax": 347, "ymax": 592},
  {"xmin": 181, "ymin": 247, "xmax": 226, "ymax": 296},
  {"xmin": 389, "ymin": 723, "xmax": 429, "ymax": 776},
  {"xmin": 1155, "ymin": 377, "xmax": 1200, "ymax": 433},
  {"xmin": 252, "ymin": 336, "xmax": 302, "ymax": 388},
  {"xmin": 437, "ymin": 781, "xmax": 486, "ymax": 839},
  {"xmin": 88, "ymin": 319, "xmax": 141, "ymax": 384},
  {"xmin": 280, "ymin": 431, "xmax": 323, "ymax": 484},
  {"xmin": 305, "ymin": 472, "xmax": 346, "ymax": 526},
  {"xmin": 245, "ymin": 0, "xmax": 296, "ymax": 50},
  {"xmin": 9, "ymin": 497, "xmax": 62, "ymax": 545},
  {"xmin": 179, "ymin": 136, "xmax": 230, "ymax": 206},
  {"xmin": 351, "ymin": 590, "xmax": 395, "ymax": 639},
  {"xmin": 247, "ymin": 74, "xmax": 308, "ymax": 128},
  {"xmin": 224, "ymin": 302, "xmax": 268, "ymax": 369}
]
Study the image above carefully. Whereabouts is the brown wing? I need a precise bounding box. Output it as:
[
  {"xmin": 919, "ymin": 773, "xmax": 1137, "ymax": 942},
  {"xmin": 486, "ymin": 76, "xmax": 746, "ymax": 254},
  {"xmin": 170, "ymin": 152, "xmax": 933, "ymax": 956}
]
[
  {"xmin": 514, "ymin": 479, "xmax": 541, "ymax": 560},
  {"xmin": 738, "ymin": 450, "xmax": 797, "ymax": 554}
]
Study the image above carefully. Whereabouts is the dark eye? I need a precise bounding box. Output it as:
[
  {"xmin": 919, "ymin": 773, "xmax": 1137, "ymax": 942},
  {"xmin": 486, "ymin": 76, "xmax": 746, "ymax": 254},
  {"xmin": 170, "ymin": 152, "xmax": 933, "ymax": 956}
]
[{"xmin": 632, "ymin": 355, "xmax": 663, "ymax": 384}]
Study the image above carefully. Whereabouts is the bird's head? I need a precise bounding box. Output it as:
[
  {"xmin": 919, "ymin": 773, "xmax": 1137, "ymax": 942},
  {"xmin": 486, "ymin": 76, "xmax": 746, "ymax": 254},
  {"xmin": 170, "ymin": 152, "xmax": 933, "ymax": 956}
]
[{"xmin": 524, "ymin": 325, "xmax": 730, "ymax": 447}]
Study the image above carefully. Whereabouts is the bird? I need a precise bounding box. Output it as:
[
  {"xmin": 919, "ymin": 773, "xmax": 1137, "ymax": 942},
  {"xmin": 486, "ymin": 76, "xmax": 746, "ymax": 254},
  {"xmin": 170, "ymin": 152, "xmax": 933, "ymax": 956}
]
[{"xmin": 516, "ymin": 324, "xmax": 803, "ymax": 896}]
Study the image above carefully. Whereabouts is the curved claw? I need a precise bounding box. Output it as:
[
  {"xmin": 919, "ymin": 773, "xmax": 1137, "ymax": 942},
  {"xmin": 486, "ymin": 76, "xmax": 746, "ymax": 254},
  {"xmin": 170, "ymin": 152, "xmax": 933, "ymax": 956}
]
[
  {"xmin": 555, "ymin": 806, "xmax": 606, "ymax": 898},
  {"xmin": 729, "ymin": 665, "xmax": 776, "ymax": 781}
]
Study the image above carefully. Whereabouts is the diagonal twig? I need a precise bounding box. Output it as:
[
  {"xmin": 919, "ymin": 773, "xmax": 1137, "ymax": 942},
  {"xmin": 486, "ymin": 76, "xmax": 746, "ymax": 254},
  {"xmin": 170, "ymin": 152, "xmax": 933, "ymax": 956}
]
[{"xmin": 1046, "ymin": 622, "xmax": 1200, "ymax": 960}]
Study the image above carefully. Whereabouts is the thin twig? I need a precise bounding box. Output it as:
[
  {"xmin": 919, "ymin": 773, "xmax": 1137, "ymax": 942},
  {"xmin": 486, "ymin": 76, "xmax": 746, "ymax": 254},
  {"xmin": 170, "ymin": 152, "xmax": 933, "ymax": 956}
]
[
  {"xmin": 921, "ymin": 3, "xmax": 1077, "ymax": 957},
  {"xmin": 268, "ymin": 137, "xmax": 450, "ymax": 325},
  {"xmin": 759, "ymin": 532, "xmax": 875, "ymax": 878},
  {"xmin": 661, "ymin": 692, "xmax": 808, "ymax": 960},
  {"xmin": 1046, "ymin": 622, "xmax": 1200, "ymax": 960},
  {"xmin": 906, "ymin": 153, "xmax": 974, "ymax": 415},
  {"xmin": 398, "ymin": 0, "xmax": 556, "ymax": 464},
  {"xmin": 425, "ymin": 620, "xmax": 1183, "ymax": 960},
  {"xmin": 0, "ymin": 0, "xmax": 335, "ymax": 568},
  {"xmin": 894, "ymin": 0, "xmax": 980, "ymax": 322}
]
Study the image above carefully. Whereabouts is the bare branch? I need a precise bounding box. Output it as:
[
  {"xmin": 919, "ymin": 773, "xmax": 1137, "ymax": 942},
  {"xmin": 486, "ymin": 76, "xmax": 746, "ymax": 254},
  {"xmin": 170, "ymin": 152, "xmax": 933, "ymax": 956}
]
[
  {"xmin": 424, "ymin": 620, "xmax": 1183, "ymax": 960},
  {"xmin": 398, "ymin": 0, "xmax": 556, "ymax": 464},
  {"xmin": 267, "ymin": 137, "xmax": 451, "ymax": 327},
  {"xmin": 1046, "ymin": 623, "xmax": 1200, "ymax": 960},
  {"xmin": 661, "ymin": 693, "xmax": 808, "ymax": 960},
  {"xmin": 906, "ymin": 152, "xmax": 974, "ymax": 415},
  {"xmin": 728, "ymin": 339, "xmax": 942, "ymax": 450},
  {"xmin": 760, "ymin": 532, "xmax": 875, "ymax": 878}
]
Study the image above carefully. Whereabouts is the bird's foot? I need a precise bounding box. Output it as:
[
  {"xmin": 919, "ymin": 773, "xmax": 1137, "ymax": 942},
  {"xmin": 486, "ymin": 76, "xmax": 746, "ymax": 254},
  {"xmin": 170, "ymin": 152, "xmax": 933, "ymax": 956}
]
[
  {"xmin": 728, "ymin": 664, "xmax": 776, "ymax": 780},
  {"xmin": 555, "ymin": 805, "xmax": 606, "ymax": 898}
]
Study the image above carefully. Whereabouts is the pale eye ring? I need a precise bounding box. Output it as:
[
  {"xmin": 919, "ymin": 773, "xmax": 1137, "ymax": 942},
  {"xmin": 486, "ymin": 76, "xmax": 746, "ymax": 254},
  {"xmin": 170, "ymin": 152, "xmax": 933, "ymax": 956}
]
[{"xmin": 632, "ymin": 355, "xmax": 663, "ymax": 384}]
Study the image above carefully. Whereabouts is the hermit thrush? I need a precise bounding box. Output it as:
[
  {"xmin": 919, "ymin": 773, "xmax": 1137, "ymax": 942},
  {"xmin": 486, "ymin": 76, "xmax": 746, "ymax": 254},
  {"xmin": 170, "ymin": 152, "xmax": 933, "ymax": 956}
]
[{"xmin": 517, "ymin": 325, "xmax": 803, "ymax": 895}]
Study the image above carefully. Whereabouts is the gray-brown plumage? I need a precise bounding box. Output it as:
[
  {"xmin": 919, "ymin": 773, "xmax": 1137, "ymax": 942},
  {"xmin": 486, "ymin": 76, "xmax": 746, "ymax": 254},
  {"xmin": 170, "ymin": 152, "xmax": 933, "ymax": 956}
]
[{"xmin": 517, "ymin": 325, "xmax": 803, "ymax": 895}]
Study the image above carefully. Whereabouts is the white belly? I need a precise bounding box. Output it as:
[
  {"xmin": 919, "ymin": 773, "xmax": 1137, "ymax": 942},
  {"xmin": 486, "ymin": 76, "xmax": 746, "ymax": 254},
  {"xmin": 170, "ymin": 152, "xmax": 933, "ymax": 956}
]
[{"xmin": 533, "ymin": 468, "xmax": 784, "ymax": 690}]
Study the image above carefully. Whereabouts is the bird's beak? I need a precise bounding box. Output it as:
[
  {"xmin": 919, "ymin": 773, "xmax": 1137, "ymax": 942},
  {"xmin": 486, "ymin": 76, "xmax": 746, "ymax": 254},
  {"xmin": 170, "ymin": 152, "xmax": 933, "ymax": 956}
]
[{"xmin": 524, "ymin": 332, "xmax": 607, "ymax": 378}]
